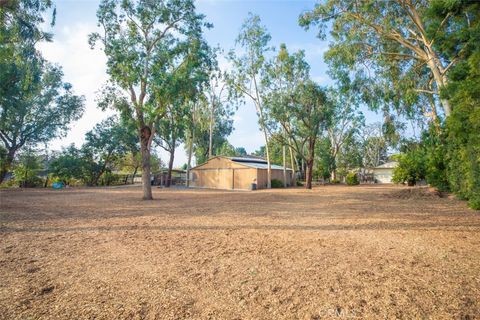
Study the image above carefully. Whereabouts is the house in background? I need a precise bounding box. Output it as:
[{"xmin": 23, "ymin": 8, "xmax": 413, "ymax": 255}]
[
  {"xmin": 372, "ymin": 161, "xmax": 398, "ymax": 183},
  {"xmin": 189, "ymin": 156, "xmax": 292, "ymax": 190}
]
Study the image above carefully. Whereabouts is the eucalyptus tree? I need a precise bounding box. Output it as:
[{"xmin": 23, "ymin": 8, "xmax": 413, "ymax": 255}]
[
  {"xmin": 206, "ymin": 69, "xmax": 238, "ymax": 159},
  {"xmin": 228, "ymin": 13, "xmax": 273, "ymax": 188},
  {"xmin": 89, "ymin": 0, "xmax": 211, "ymax": 200},
  {"xmin": 155, "ymin": 98, "xmax": 187, "ymax": 187},
  {"xmin": 299, "ymin": 0, "xmax": 471, "ymax": 119},
  {"xmin": 193, "ymin": 110, "xmax": 234, "ymax": 165},
  {"xmin": 263, "ymin": 43, "xmax": 310, "ymax": 186},
  {"xmin": 266, "ymin": 78, "xmax": 331, "ymax": 188},
  {"xmin": 184, "ymin": 97, "xmax": 205, "ymax": 187},
  {"xmin": 326, "ymin": 89, "xmax": 364, "ymax": 180},
  {"xmin": 360, "ymin": 123, "xmax": 389, "ymax": 168}
]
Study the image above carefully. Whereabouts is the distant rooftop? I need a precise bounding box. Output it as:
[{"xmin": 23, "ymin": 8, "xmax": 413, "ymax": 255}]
[{"xmin": 374, "ymin": 161, "xmax": 398, "ymax": 169}]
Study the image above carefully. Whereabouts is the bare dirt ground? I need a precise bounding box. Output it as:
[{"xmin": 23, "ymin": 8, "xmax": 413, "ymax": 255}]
[{"xmin": 0, "ymin": 185, "xmax": 479, "ymax": 319}]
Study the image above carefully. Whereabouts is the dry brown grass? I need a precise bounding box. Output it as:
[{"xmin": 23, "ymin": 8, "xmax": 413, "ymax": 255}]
[{"xmin": 0, "ymin": 185, "xmax": 479, "ymax": 319}]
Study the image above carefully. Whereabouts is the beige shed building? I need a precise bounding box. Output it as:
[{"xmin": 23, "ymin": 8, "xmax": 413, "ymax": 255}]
[{"xmin": 189, "ymin": 156, "xmax": 293, "ymax": 190}]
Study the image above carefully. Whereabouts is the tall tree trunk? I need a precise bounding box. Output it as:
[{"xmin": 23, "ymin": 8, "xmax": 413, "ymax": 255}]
[
  {"xmin": 306, "ymin": 158, "xmax": 314, "ymax": 189},
  {"xmin": 282, "ymin": 145, "xmax": 287, "ymax": 187},
  {"xmin": 305, "ymin": 138, "xmax": 316, "ymax": 189},
  {"xmin": 0, "ymin": 149, "xmax": 15, "ymax": 184},
  {"xmin": 140, "ymin": 127, "xmax": 153, "ymax": 200},
  {"xmin": 186, "ymin": 129, "xmax": 194, "ymax": 188},
  {"xmin": 166, "ymin": 144, "xmax": 175, "ymax": 188},
  {"xmin": 289, "ymin": 146, "xmax": 296, "ymax": 186},
  {"xmin": 262, "ymin": 127, "xmax": 272, "ymax": 189},
  {"xmin": 208, "ymin": 100, "xmax": 215, "ymax": 159}
]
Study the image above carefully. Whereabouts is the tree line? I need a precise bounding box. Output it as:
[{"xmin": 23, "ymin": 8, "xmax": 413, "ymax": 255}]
[{"xmin": 1, "ymin": 0, "xmax": 478, "ymax": 208}]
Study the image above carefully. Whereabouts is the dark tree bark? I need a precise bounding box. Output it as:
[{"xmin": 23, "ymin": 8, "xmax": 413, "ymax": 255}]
[
  {"xmin": 0, "ymin": 148, "xmax": 16, "ymax": 184},
  {"xmin": 140, "ymin": 126, "xmax": 153, "ymax": 200},
  {"xmin": 305, "ymin": 138, "xmax": 316, "ymax": 189},
  {"xmin": 166, "ymin": 143, "xmax": 175, "ymax": 188}
]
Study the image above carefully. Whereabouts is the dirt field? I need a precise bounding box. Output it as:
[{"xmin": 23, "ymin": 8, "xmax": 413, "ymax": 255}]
[{"xmin": 0, "ymin": 185, "xmax": 479, "ymax": 319}]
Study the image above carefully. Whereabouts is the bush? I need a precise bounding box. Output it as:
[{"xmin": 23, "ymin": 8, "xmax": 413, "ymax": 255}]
[
  {"xmin": 296, "ymin": 180, "xmax": 304, "ymax": 187},
  {"xmin": 330, "ymin": 178, "xmax": 340, "ymax": 184},
  {"xmin": 346, "ymin": 173, "xmax": 359, "ymax": 185},
  {"xmin": 13, "ymin": 151, "xmax": 44, "ymax": 188},
  {"xmin": 271, "ymin": 179, "xmax": 284, "ymax": 188},
  {"xmin": 392, "ymin": 148, "xmax": 426, "ymax": 186}
]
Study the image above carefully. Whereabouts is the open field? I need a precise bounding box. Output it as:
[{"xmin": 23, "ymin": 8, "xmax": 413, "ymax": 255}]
[{"xmin": 0, "ymin": 185, "xmax": 479, "ymax": 319}]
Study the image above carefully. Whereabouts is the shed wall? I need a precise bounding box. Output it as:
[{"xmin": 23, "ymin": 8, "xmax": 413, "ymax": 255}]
[
  {"xmin": 190, "ymin": 167, "xmax": 257, "ymax": 190},
  {"xmin": 257, "ymin": 168, "xmax": 292, "ymax": 188}
]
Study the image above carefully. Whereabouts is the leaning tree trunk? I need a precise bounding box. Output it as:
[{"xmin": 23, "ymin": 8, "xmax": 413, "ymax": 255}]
[
  {"xmin": 140, "ymin": 126, "xmax": 153, "ymax": 200},
  {"xmin": 130, "ymin": 165, "xmax": 139, "ymax": 185},
  {"xmin": 289, "ymin": 146, "xmax": 296, "ymax": 186}
]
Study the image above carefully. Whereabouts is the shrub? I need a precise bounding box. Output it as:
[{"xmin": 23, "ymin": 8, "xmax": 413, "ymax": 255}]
[
  {"xmin": 346, "ymin": 173, "xmax": 359, "ymax": 185},
  {"xmin": 271, "ymin": 179, "xmax": 284, "ymax": 188},
  {"xmin": 392, "ymin": 148, "xmax": 426, "ymax": 186},
  {"xmin": 13, "ymin": 151, "xmax": 43, "ymax": 188},
  {"xmin": 296, "ymin": 180, "xmax": 304, "ymax": 187},
  {"xmin": 331, "ymin": 178, "xmax": 340, "ymax": 184}
]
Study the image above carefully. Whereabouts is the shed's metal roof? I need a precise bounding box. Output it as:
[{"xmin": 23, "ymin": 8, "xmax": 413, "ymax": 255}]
[
  {"xmin": 238, "ymin": 162, "xmax": 292, "ymax": 170},
  {"xmin": 228, "ymin": 156, "xmax": 267, "ymax": 164}
]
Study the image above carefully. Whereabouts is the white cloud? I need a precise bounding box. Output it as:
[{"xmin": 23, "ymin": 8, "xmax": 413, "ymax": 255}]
[{"xmin": 38, "ymin": 22, "xmax": 113, "ymax": 151}]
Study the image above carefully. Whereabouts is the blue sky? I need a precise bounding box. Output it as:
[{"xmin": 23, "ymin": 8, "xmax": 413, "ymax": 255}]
[{"xmin": 41, "ymin": 0, "xmax": 381, "ymax": 166}]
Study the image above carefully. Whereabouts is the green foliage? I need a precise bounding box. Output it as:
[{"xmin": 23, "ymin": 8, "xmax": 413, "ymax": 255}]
[
  {"xmin": 429, "ymin": 1, "xmax": 480, "ymax": 209},
  {"xmin": 0, "ymin": 0, "xmax": 84, "ymax": 184},
  {"xmin": 346, "ymin": 173, "xmax": 359, "ymax": 186},
  {"xmin": 90, "ymin": 0, "xmax": 212, "ymax": 199},
  {"xmin": 392, "ymin": 146, "xmax": 426, "ymax": 186},
  {"xmin": 49, "ymin": 145, "xmax": 85, "ymax": 185},
  {"xmin": 299, "ymin": 0, "xmax": 460, "ymax": 118},
  {"xmin": 13, "ymin": 150, "xmax": 43, "ymax": 187},
  {"xmin": 443, "ymin": 51, "xmax": 480, "ymax": 208},
  {"xmin": 330, "ymin": 178, "xmax": 340, "ymax": 184},
  {"xmin": 271, "ymin": 179, "xmax": 284, "ymax": 188}
]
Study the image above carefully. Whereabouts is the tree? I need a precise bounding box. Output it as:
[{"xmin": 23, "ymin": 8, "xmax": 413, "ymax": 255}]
[
  {"xmin": 228, "ymin": 13, "xmax": 273, "ymax": 188},
  {"xmin": 0, "ymin": 0, "xmax": 84, "ymax": 184},
  {"xmin": 205, "ymin": 51, "xmax": 239, "ymax": 159},
  {"xmin": 13, "ymin": 148, "xmax": 43, "ymax": 187},
  {"xmin": 192, "ymin": 106, "xmax": 234, "ymax": 165},
  {"xmin": 89, "ymin": 0, "xmax": 210, "ymax": 199},
  {"xmin": 263, "ymin": 43, "xmax": 310, "ymax": 186},
  {"xmin": 155, "ymin": 99, "xmax": 187, "ymax": 187},
  {"xmin": 82, "ymin": 116, "xmax": 131, "ymax": 186},
  {"xmin": 360, "ymin": 123, "xmax": 389, "ymax": 168},
  {"xmin": 326, "ymin": 89, "xmax": 364, "ymax": 180},
  {"xmin": 262, "ymin": 44, "xmax": 331, "ymax": 189},
  {"xmin": 299, "ymin": 0, "xmax": 474, "ymax": 119},
  {"xmin": 49, "ymin": 144, "xmax": 86, "ymax": 185}
]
